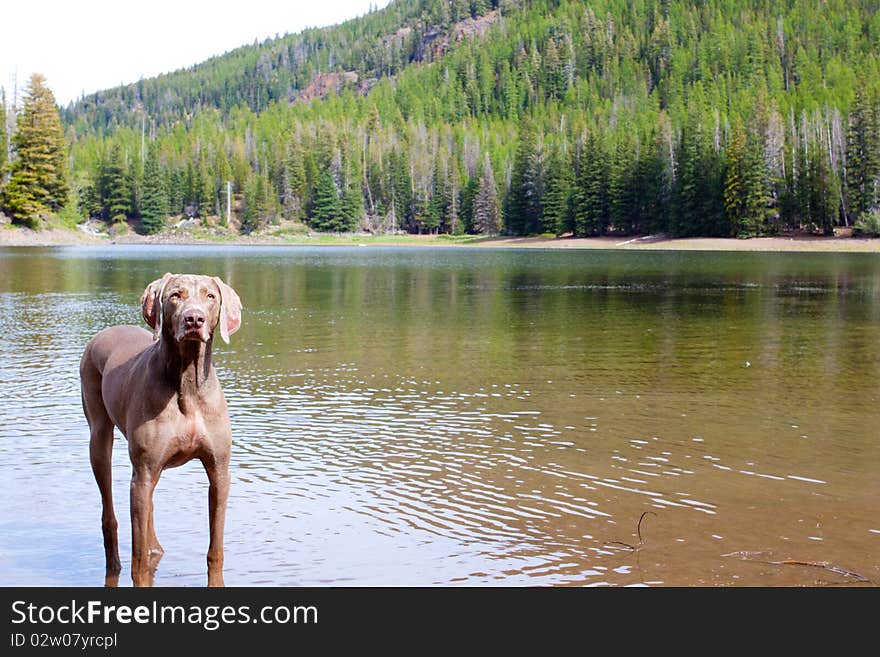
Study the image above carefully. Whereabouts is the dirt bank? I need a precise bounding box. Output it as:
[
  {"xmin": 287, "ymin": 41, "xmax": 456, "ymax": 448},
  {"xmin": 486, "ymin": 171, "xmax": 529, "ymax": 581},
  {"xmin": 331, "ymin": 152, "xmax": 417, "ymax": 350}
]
[{"xmin": 2, "ymin": 225, "xmax": 879, "ymax": 252}]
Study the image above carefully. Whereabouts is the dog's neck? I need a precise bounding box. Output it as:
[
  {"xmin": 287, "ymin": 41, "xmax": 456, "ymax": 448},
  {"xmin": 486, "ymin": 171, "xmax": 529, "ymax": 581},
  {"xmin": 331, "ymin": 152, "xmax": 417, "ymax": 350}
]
[{"xmin": 158, "ymin": 336, "xmax": 215, "ymax": 411}]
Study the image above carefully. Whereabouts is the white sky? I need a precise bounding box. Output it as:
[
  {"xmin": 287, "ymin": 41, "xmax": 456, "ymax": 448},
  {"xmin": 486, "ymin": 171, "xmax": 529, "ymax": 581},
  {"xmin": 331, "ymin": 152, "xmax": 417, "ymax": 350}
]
[{"xmin": 1, "ymin": 0, "xmax": 392, "ymax": 107}]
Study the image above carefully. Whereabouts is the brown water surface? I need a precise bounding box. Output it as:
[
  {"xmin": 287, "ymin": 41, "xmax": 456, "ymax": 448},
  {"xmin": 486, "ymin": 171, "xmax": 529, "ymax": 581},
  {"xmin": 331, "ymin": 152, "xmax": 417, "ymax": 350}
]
[{"xmin": 0, "ymin": 245, "xmax": 877, "ymax": 586}]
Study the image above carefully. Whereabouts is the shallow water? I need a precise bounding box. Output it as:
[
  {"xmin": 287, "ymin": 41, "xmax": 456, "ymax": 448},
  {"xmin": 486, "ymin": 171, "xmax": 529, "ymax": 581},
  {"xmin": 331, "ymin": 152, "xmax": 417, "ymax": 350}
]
[{"xmin": 1, "ymin": 245, "xmax": 878, "ymax": 586}]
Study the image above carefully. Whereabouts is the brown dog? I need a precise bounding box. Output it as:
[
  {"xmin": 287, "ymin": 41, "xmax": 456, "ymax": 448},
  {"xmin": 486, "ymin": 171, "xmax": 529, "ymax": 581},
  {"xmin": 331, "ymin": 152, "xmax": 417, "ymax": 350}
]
[{"xmin": 79, "ymin": 273, "xmax": 242, "ymax": 587}]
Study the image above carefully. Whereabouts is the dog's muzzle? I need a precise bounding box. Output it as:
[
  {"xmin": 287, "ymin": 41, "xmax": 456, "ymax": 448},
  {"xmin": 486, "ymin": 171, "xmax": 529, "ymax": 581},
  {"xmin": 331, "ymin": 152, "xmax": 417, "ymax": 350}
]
[{"xmin": 176, "ymin": 305, "xmax": 210, "ymax": 342}]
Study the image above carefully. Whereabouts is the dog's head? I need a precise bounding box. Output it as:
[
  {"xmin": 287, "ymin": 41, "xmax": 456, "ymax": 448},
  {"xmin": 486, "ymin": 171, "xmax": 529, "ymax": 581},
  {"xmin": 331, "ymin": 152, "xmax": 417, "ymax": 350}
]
[{"xmin": 141, "ymin": 273, "xmax": 242, "ymax": 344}]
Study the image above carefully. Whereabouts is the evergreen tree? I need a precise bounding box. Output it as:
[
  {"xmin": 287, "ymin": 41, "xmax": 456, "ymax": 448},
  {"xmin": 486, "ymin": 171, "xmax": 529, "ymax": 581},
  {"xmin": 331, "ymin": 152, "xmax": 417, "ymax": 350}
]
[
  {"xmin": 673, "ymin": 118, "xmax": 726, "ymax": 236},
  {"xmin": 609, "ymin": 133, "xmax": 639, "ymax": 235},
  {"xmin": 99, "ymin": 143, "xmax": 131, "ymax": 222},
  {"xmin": 311, "ymin": 167, "xmax": 342, "ymax": 231},
  {"xmin": 806, "ymin": 137, "xmax": 839, "ymax": 235},
  {"xmin": 140, "ymin": 144, "xmax": 169, "ymax": 234},
  {"xmin": 388, "ymin": 149, "xmax": 413, "ymax": 231},
  {"xmin": 167, "ymin": 168, "xmax": 184, "ymax": 216},
  {"xmin": 541, "ymin": 144, "xmax": 573, "ymax": 235},
  {"xmin": 507, "ymin": 119, "xmax": 543, "ymax": 235},
  {"xmin": 724, "ymin": 120, "xmax": 748, "ymax": 234},
  {"xmin": 473, "ymin": 154, "xmax": 501, "ymax": 235},
  {"xmin": 673, "ymin": 122, "xmax": 704, "ymax": 236},
  {"xmin": 573, "ymin": 131, "xmax": 609, "ymax": 236},
  {"xmin": 281, "ymin": 141, "xmax": 307, "ymax": 220},
  {"xmin": 845, "ymin": 86, "xmax": 880, "ymax": 223},
  {"xmin": 427, "ymin": 160, "xmax": 452, "ymax": 234},
  {"xmin": 198, "ymin": 159, "xmax": 215, "ymax": 218},
  {"xmin": 725, "ymin": 117, "xmax": 773, "ymax": 236},
  {"xmin": 459, "ymin": 174, "xmax": 479, "ymax": 234},
  {"xmin": 1, "ymin": 74, "xmax": 69, "ymax": 227},
  {"xmin": 341, "ymin": 181, "xmax": 364, "ymax": 231},
  {"xmin": 635, "ymin": 131, "xmax": 667, "ymax": 234},
  {"xmin": 241, "ymin": 169, "xmax": 276, "ymax": 232},
  {"xmin": 241, "ymin": 173, "xmax": 259, "ymax": 232},
  {"xmin": 79, "ymin": 176, "xmax": 102, "ymax": 221},
  {"xmin": 183, "ymin": 161, "xmax": 197, "ymax": 214}
]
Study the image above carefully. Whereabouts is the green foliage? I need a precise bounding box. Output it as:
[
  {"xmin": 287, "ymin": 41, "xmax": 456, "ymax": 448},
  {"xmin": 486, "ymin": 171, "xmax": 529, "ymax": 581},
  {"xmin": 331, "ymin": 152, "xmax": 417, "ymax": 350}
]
[
  {"xmin": 853, "ymin": 209, "xmax": 880, "ymax": 236},
  {"xmin": 341, "ymin": 180, "xmax": 364, "ymax": 231},
  {"xmin": 673, "ymin": 115, "xmax": 726, "ymax": 237},
  {"xmin": 54, "ymin": 193, "xmax": 84, "ymax": 229},
  {"xmin": 540, "ymin": 143, "xmax": 574, "ymax": 235},
  {"xmin": 99, "ymin": 143, "xmax": 131, "ymax": 222},
  {"xmin": 1, "ymin": 74, "xmax": 69, "ymax": 227},
  {"xmin": 140, "ymin": 145, "xmax": 169, "ymax": 234},
  {"xmin": 280, "ymin": 141, "xmax": 307, "ymax": 221},
  {"xmin": 33, "ymin": 0, "xmax": 880, "ymax": 238},
  {"xmin": 725, "ymin": 117, "xmax": 775, "ymax": 237},
  {"xmin": 473, "ymin": 154, "xmax": 501, "ymax": 234},
  {"xmin": 310, "ymin": 168, "xmax": 343, "ymax": 232},
  {"xmin": 507, "ymin": 119, "xmax": 543, "ymax": 234},
  {"xmin": 845, "ymin": 85, "xmax": 880, "ymax": 223},
  {"xmin": 241, "ymin": 168, "xmax": 277, "ymax": 232},
  {"xmin": 573, "ymin": 130, "xmax": 609, "ymax": 236}
]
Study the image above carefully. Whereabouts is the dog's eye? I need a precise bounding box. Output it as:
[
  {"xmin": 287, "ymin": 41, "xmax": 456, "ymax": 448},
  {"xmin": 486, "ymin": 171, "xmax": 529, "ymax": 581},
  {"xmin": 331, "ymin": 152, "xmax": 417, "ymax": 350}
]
[
  {"xmin": 169, "ymin": 292, "xmax": 180, "ymax": 300},
  {"xmin": 207, "ymin": 293, "xmax": 216, "ymax": 300}
]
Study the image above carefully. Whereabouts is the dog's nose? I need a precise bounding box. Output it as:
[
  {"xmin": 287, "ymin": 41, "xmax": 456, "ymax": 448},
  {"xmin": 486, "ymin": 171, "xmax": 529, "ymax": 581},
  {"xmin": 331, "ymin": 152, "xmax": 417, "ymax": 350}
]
[{"xmin": 184, "ymin": 311, "xmax": 206, "ymax": 328}]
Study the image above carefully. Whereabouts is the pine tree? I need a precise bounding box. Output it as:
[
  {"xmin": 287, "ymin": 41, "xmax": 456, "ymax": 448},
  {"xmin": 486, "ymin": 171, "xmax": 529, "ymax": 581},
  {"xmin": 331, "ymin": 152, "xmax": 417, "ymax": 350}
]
[
  {"xmin": 724, "ymin": 120, "xmax": 748, "ymax": 234},
  {"xmin": 573, "ymin": 130, "xmax": 609, "ymax": 236},
  {"xmin": 609, "ymin": 132, "xmax": 639, "ymax": 235},
  {"xmin": 427, "ymin": 160, "xmax": 450, "ymax": 234},
  {"xmin": 241, "ymin": 169, "xmax": 277, "ymax": 232},
  {"xmin": 99, "ymin": 143, "xmax": 131, "ymax": 222},
  {"xmin": 473, "ymin": 154, "xmax": 501, "ymax": 235},
  {"xmin": 636, "ymin": 130, "xmax": 667, "ymax": 235},
  {"xmin": 128, "ymin": 151, "xmax": 143, "ymax": 220},
  {"xmin": 459, "ymin": 174, "xmax": 479, "ymax": 234},
  {"xmin": 1, "ymin": 74, "xmax": 69, "ymax": 227},
  {"xmin": 183, "ymin": 161, "xmax": 197, "ymax": 214},
  {"xmin": 673, "ymin": 121, "xmax": 703, "ymax": 236},
  {"xmin": 311, "ymin": 167, "xmax": 342, "ymax": 231},
  {"xmin": 281, "ymin": 141, "xmax": 307, "ymax": 220},
  {"xmin": 673, "ymin": 117, "xmax": 726, "ymax": 236},
  {"xmin": 388, "ymin": 149, "xmax": 413, "ymax": 231},
  {"xmin": 507, "ymin": 119, "xmax": 542, "ymax": 235},
  {"xmin": 198, "ymin": 159, "xmax": 215, "ymax": 218},
  {"xmin": 140, "ymin": 144, "xmax": 168, "ymax": 234},
  {"xmin": 806, "ymin": 136, "xmax": 839, "ymax": 234},
  {"xmin": 167, "ymin": 168, "xmax": 184, "ymax": 216},
  {"xmin": 725, "ymin": 116, "xmax": 773, "ymax": 236},
  {"xmin": 541, "ymin": 144, "xmax": 573, "ymax": 235},
  {"xmin": 845, "ymin": 86, "xmax": 880, "ymax": 223},
  {"xmin": 241, "ymin": 173, "xmax": 259, "ymax": 233},
  {"xmin": 341, "ymin": 180, "xmax": 363, "ymax": 231}
]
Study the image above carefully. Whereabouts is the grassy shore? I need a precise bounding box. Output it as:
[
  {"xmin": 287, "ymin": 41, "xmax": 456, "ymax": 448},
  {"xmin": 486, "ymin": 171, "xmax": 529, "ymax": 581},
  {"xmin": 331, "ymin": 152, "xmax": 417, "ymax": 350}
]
[{"xmin": 2, "ymin": 222, "xmax": 879, "ymax": 252}]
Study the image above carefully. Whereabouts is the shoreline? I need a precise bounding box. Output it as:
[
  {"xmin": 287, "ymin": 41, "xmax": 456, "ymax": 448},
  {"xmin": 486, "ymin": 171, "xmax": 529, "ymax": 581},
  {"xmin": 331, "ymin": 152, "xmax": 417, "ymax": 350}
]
[{"xmin": 2, "ymin": 225, "xmax": 880, "ymax": 253}]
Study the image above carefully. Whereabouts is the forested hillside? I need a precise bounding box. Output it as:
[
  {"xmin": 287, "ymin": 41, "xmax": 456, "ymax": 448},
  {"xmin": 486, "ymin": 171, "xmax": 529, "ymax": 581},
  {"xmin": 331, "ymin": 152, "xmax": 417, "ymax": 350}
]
[{"xmin": 5, "ymin": 0, "xmax": 880, "ymax": 237}]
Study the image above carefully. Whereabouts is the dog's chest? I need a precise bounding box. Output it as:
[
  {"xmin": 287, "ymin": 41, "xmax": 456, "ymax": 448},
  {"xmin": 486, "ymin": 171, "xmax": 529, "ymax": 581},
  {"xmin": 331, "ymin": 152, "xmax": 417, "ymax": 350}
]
[{"xmin": 166, "ymin": 413, "xmax": 209, "ymax": 465}]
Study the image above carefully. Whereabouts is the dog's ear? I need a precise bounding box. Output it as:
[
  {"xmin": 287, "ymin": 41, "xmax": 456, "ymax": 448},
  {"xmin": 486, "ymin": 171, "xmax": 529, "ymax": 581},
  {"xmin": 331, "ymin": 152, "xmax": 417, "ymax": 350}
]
[
  {"xmin": 212, "ymin": 277, "xmax": 242, "ymax": 344},
  {"xmin": 141, "ymin": 273, "xmax": 173, "ymax": 339}
]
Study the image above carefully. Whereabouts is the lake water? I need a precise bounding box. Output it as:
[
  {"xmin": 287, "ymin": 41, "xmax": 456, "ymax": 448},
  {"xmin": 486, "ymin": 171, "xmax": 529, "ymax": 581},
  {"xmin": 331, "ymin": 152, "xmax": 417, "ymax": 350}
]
[{"xmin": 1, "ymin": 245, "xmax": 878, "ymax": 586}]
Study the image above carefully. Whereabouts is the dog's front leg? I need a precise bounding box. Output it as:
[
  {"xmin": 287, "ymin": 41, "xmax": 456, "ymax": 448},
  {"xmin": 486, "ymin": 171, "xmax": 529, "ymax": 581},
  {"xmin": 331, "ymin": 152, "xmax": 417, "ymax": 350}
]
[
  {"xmin": 130, "ymin": 467, "xmax": 160, "ymax": 587},
  {"xmin": 203, "ymin": 453, "xmax": 230, "ymax": 587}
]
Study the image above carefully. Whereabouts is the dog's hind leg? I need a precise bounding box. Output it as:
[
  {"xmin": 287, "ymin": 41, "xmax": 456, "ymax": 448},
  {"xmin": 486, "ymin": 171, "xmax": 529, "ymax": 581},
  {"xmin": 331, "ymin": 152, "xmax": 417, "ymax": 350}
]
[{"xmin": 81, "ymin": 353, "xmax": 121, "ymax": 585}]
